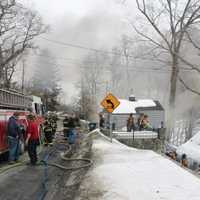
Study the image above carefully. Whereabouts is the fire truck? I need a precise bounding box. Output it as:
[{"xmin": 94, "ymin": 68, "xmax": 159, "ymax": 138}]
[{"xmin": 0, "ymin": 89, "xmax": 45, "ymax": 157}]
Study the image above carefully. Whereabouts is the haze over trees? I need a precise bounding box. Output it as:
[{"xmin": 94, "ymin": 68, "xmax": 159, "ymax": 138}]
[
  {"xmin": 0, "ymin": 0, "xmax": 46, "ymax": 89},
  {"xmin": 29, "ymin": 49, "xmax": 61, "ymax": 111}
]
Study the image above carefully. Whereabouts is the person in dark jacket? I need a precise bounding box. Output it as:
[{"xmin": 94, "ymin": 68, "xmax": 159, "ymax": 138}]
[
  {"xmin": 127, "ymin": 114, "xmax": 135, "ymax": 132},
  {"xmin": 74, "ymin": 116, "xmax": 81, "ymax": 128},
  {"xmin": 7, "ymin": 112, "xmax": 21, "ymax": 164},
  {"xmin": 137, "ymin": 113, "xmax": 144, "ymax": 131},
  {"xmin": 67, "ymin": 117, "xmax": 76, "ymax": 145},
  {"xmin": 99, "ymin": 113, "xmax": 105, "ymax": 129}
]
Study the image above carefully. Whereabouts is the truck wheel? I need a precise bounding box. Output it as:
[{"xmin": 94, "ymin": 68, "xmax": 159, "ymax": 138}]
[{"xmin": 1, "ymin": 151, "xmax": 9, "ymax": 161}]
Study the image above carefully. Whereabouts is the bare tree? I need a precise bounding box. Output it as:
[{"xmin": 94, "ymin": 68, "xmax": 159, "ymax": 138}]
[
  {"xmin": 0, "ymin": 0, "xmax": 47, "ymax": 88},
  {"xmin": 109, "ymin": 47, "xmax": 124, "ymax": 95},
  {"xmin": 75, "ymin": 87, "xmax": 94, "ymax": 120},
  {"xmin": 80, "ymin": 52, "xmax": 108, "ymax": 120},
  {"xmin": 30, "ymin": 49, "xmax": 61, "ymax": 111},
  {"xmin": 175, "ymin": 28, "xmax": 200, "ymax": 95},
  {"xmin": 82, "ymin": 52, "xmax": 108, "ymax": 99},
  {"xmin": 134, "ymin": 0, "xmax": 200, "ymax": 109}
]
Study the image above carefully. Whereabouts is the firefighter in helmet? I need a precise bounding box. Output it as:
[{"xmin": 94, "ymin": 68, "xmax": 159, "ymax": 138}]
[
  {"xmin": 43, "ymin": 116, "xmax": 53, "ymax": 146},
  {"xmin": 49, "ymin": 114, "xmax": 57, "ymax": 138}
]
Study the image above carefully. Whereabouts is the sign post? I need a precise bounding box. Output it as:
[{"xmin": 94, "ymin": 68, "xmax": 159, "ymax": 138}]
[{"xmin": 100, "ymin": 93, "xmax": 120, "ymax": 142}]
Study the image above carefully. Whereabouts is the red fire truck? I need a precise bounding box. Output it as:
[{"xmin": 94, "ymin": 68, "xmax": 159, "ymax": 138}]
[{"xmin": 0, "ymin": 89, "xmax": 44, "ymax": 157}]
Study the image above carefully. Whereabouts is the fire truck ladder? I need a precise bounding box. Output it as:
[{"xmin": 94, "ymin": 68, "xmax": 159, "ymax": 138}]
[{"xmin": 0, "ymin": 89, "xmax": 32, "ymax": 110}]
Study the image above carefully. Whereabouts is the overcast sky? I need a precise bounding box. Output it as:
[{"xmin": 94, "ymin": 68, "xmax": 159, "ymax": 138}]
[{"xmin": 18, "ymin": 0, "xmax": 136, "ymax": 103}]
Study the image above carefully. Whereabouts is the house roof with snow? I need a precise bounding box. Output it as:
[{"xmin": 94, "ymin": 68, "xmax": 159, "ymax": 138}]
[{"xmin": 112, "ymin": 98, "xmax": 164, "ymax": 115}]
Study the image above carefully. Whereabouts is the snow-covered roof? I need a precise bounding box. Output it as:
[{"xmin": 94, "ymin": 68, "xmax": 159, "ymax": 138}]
[
  {"xmin": 112, "ymin": 99, "xmax": 156, "ymax": 114},
  {"xmin": 176, "ymin": 131, "xmax": 200, "ymax": 163}
]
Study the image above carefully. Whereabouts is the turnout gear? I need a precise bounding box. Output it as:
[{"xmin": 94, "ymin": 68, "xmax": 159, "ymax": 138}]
[
  {"xmin": 43, "ymin": 119, "xmax": 53, "ymax": 145},
  {"xmin": 50, "ymin": 118, "xmax": 57, "ymax": 137}
]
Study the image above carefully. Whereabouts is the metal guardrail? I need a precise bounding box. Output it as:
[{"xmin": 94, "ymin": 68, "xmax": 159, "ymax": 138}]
[
  {"xmin": 113, "ymin": 131, "xmax": 158, "ymax": 139},
  {"xmin": 0, "ymin": 89, "xmax": 32, "ymax": 109}
]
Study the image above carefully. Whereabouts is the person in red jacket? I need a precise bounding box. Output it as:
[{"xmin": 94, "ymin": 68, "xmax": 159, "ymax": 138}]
[{"xmin": 25, "ymin": 114, "xmax": 39, "ymax": 165}]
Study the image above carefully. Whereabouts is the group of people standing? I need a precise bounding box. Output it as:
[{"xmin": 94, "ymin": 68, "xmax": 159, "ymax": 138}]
[
  {"xmin": 7, "ymin": 112, "xmax": 58, "ymax": 166},
  {"xmin": 7, "ymin": 112, "xmax": 40, "ymax": 165},
  {"xmin": 127, "ymin": 113, "xmax": 152, "ymax": 132},
  {"xmin": 98, "ymin": 113, "xmax": 152, "ymax": 132}
]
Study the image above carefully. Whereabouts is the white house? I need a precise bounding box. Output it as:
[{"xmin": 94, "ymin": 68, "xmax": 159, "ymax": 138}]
[{"xmin": 104, "ymin": 95, "xmax": 165, "ymax": 131}]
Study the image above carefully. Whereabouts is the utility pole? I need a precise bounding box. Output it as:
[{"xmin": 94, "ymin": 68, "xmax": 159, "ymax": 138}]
[
  {"xmin": 105, "ymin": 81, "xmax": 109, "ymax": 95},
  {"xmin": 22, "ymin": 59, "xmax": 25, "ymax": 94}
]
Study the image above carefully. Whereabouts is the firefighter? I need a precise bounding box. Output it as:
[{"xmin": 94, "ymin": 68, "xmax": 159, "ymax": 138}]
[
  {"xmin": 50, "ymin": 116, "xmax": 57, "ymax": 138},
  {"xmin": 48, "ymin": 113, "xmax": 57, "ymax": 138},
  {"xmin": 43, "ymin": 117, "xmax": 53, "ymax": 146}
]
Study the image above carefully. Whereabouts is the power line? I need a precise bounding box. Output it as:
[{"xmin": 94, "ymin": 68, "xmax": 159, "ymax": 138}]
[
  {"xmin": 31, "ymin": 57, "xmax": 169, "ymax": 74},
  {"xmin": 39, "ymin": 37, "xmax": 198, "ymax": 72},
  {"xmin": 40, "ymin": 37, "xmax": 138, "ymax": 59},
  {"xmin": 30, "ymin": 53, "xmax": 195, "ymax": 74},
  {"xmin": 31, "ymin": 53, "xmax": 167, "ymax": 72}
]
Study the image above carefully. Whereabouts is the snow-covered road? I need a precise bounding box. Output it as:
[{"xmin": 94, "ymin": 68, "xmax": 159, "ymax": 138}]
[{"xmin": 77, "ymin": 130, "xmax": 200, "ymax": 200}]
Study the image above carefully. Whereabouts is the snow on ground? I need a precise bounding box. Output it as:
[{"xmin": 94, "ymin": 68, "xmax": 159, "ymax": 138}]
[{"xmin": 77, "ymin": 131, "xmax": 200, "ymax": 200}]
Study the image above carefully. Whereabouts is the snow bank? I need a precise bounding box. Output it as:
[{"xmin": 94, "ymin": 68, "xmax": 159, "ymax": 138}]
[{"xmin": 79, "ymin": 132, "xmax": 200, "ymax": 200}]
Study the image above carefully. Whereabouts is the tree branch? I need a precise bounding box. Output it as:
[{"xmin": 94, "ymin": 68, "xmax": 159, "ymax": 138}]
[
  {"xmin": 130, "ymin": 22, "xmax": 169, "ymax": 51},
  {"xmin": 136, "ymin": 0, "xmax": 172, "ymax": 50},
  {"xmin": 179, "ymin": 75, "xmax": 200, "ymax": 95}
]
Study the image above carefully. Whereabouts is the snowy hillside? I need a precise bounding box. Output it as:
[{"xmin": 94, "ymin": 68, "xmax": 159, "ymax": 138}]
[{"xmin": 77, "ymin": 131, "xmax": 200, "ymax": 200}]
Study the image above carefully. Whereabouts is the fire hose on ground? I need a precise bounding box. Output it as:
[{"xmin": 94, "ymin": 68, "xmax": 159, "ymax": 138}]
[
  {"xmin": 0, "ymin": 134, "xmax": 93, "ymax": 174},
  {"xmin": 37, "ymin": 145, "xmax": 93, "ymax": 200},
  {"xmin": 0, "ymin": 136, "xmax": 93, "ymax": 200}
]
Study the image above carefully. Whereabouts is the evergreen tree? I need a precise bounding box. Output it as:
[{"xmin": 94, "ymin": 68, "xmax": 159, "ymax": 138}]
[{"xmin": 31, "ymin": 49, "xmax": 61, "ymax": 111}]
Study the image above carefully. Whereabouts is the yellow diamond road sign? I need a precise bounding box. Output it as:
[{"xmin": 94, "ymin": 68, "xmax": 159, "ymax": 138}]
[{"xmin": 101, "ymin": 93, "xmax": 120, "ymax": 113}]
